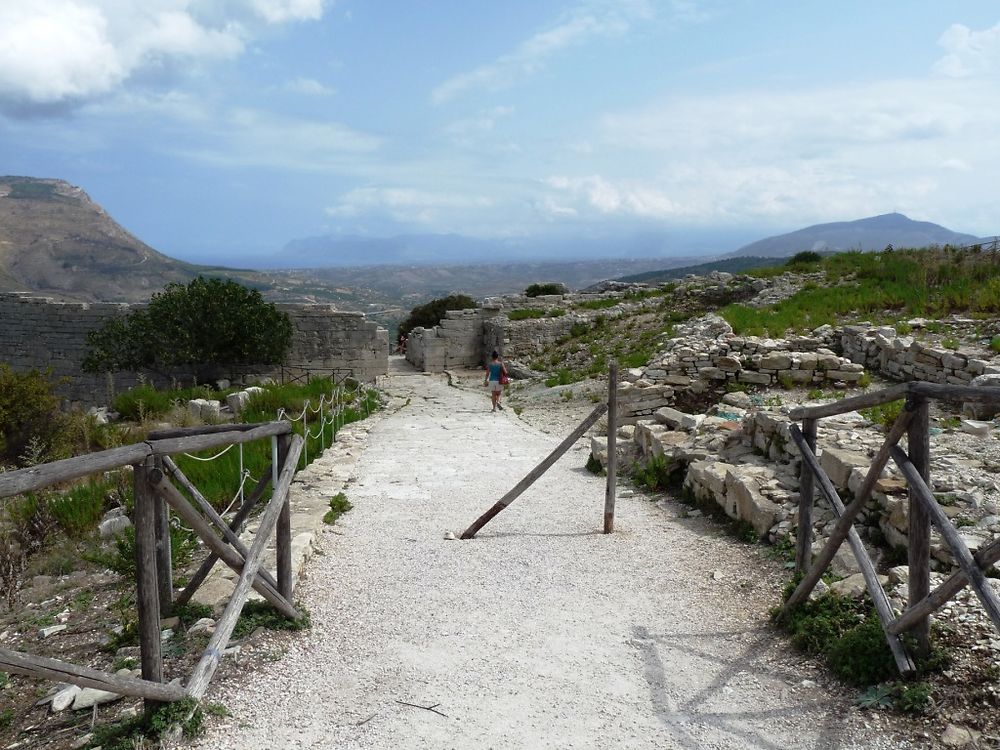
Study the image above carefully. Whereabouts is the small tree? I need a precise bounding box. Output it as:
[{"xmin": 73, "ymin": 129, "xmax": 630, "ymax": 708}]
[
  {"xmin": 524, "ymin": 283, "xmax": 565, "ymax": 297},
  {"xmin": 0, "ymin": 365, "xmax": 64, "ymax": 465},
  {"xmin": 397, "ymin": 294, "xmax": 477, "ymax": 338},
  {"xmin": 83, "ymin": 277, "xmax": 293, "ymax": 382}
]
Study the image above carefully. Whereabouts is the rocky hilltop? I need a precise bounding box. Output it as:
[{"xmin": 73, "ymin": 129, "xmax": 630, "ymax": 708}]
[{"xmin": 0, "ymin": 176, "xmax": 208, "ymax": 302}]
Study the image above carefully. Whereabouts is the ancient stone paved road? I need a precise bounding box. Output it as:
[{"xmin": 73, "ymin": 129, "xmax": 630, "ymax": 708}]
[{"xmin": 187, "ymin": 368, "xmax": 907, "ymax": 750}]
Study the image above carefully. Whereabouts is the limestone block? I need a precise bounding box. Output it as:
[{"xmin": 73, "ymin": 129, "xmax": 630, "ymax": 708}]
[
  {"xmin": 226, "ymin": 391, "xmax": 250, "ymax": 414},
  {"xmin": 759, "ymin": 353, "xmax": 792, "ymax": 370},
  {"xmin": 700, "ymin": 367, "xmax": 727, "ymax": 380},
  {"xmin": 819, "ymin": 448, "xmax": 871, "ymax": 490},
  {"xmin": 738, "ymin": 371, "xmax": 771, "ymax": 385},
  {"xmin": 716, "ymin": 355, "xmax": 741, "ymax": 372},
  {"xmin": 726, "ymin": 469, "xmax": 780, "ymax": 532},
  {"xmin": 796, "ymin": 352, "xmax": 819, "ymax": 370},
  {"xmin": 963, "ymin": 373, "xmax": 1000, "ymax": 420},
  {"xmin": 684, "ymin": 460, "xmax": 732, "ymax": 503},
  {"xmin": 654, "ymin": 407, "xmax": 687, "ymax": 430}
]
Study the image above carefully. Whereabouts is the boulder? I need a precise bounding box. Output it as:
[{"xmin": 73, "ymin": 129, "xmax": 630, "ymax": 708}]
[
  {"xmin": 726, "ymin": 469, "xmax": 780, "ymax": 533},
  {"xmin": 963, "ymin": 373, "xmax": 1000, "ymax": 420},
  {"xmin": 819, "ymin": 448, "xmax": 873, "ymax": 491}
]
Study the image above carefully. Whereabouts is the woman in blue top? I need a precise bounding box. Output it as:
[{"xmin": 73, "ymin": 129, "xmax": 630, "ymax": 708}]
[{"xmin": 484, "ymin": 350, "xmax": 508, "ymax": 412}]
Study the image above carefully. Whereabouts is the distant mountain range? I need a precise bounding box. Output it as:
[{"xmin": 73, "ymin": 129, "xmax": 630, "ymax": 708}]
[
  {"xmin": 730, "ymin": 212, "xmax": 985, "ymax": 257},
  {"xmin": 2, "ymin": 176, "xmax": 995, "ymax": 308}
]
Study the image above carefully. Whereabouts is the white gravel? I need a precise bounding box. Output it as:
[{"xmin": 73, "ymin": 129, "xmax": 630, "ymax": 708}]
[{"xmin": 185, "ymin": 372, "xmax": 914, "ymax": 750}]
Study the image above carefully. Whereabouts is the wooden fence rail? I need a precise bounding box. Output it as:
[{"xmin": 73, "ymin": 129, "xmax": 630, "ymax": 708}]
[
  {"xmin": 782, "ymin": 381, "xmax": 1000, "ymax": 672},
  {"xmin": 0, "ymin": 421, "xmax": 302, "ymax": 714}
]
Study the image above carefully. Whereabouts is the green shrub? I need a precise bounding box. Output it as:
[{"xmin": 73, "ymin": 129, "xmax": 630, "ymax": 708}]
[
  {"xmin": 397, "ymin": 294, "xmax": 477, "ymax": 337},
  {"xmin": 787, "ymin": 251, "xmax": 823, "ymax": 265},
  {"xmin": 860, "ymin": 399, "xmax": 904, "ymax": 431},
  {"xmin": 780, "ymin": 592, "xmax": 864, "ymax": 654},
  {"xmin": 894, "ymin": 681, "xmax": 932, "ymax": 713},
  {"xmin": 544, "ymin": 369, "xmax": 582, "ymax": 388},
  {"xmin": 0, "ymin": 365, "xmax": 65, "ymax": 466},
  {"xmin": 991, "ymin": 335, "xmax": 1000, "ymax": 353},
  {"xmin": 84, "ymin": 277, "xmax": 293, "ymax": 383},
  {"xmin": 547, "ymin": 308, "xmax": 566, "ymax": 317},
  {"xmin": 524, "ymin": 283, "xmax": 564, "ymax": 297},
  {"xmin": 323, "ymin": 492, "xmax": 352, "ymax": 524},
  {"xmin": 585, "ymin": 453, "xmax": 605, "ymax": 475},
  {"xmin": 826, "ymin": 612, "xmax": 897, "ymax": 686},
  {"xmin": 507, "ymin": 308, "xmax": 545, "ymax": 321},
  {"xmin": 568, "ymin": 322, "xmax": 590, "ymax": 338},
  {"xmin": 631, "ymin": 454, "xmax": 680, "ymax": 492},
  {"xmin": 48, "ymin": 480, "xmax": 109, "ymax": 538}
]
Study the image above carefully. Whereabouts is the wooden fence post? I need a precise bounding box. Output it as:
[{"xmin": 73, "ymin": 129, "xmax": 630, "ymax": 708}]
[
  {"xmin": 152, "ymin": 457, "xmax": 173, "ymax": 615},
  {"xmin": 604, "ymin": 361, "xmax": 618, "ymax": 534},
  {"xmin": 133, "ymin": 458, "xmax": 164, "ymax": 715},
  {"xmin": 907, "ymin": 397, "xmax": 931, "ymax": 655},
  {"xmin": 276, "ymin": 433, "xmax": 293, "ymax": 601},
  {"xmin": 795, "ymin": 418, "xmax": 817, "ymax": 573}
]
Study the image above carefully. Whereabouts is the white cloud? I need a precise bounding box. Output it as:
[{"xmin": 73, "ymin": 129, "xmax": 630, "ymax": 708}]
[
  {"xmin": 0, "ymin": 0, "xmax": 329, "ymax": 113},
  {"xmin": 249, "ymin": 0, "xmax": 325, "ymax": 24},
  {"xmin": 173, "ymin": 109, "xmax": 380, "ymax": 171},
  {"xmin": 286, "ymin": 77, "xmax": 336, "ymax": 96},
  {"xmin": 431, "ymin": 2, "xmax": 651, "ymax": 104},
  {"xmin": 934, "ymin": 21, "xmax": 1000, "ymax": 78},
  {"xmin": 539, "ymin": 76, "xmax": 1000, "ymax": 229},
  {"xmin": 327, "ymin": 187, "xmax": 493, "ymax": 224}
]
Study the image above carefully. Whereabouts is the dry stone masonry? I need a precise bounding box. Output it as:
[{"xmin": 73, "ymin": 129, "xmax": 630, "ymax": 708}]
[{"xmin": 0, "ymin": 292, "xmax": 388, "ymax": 405}]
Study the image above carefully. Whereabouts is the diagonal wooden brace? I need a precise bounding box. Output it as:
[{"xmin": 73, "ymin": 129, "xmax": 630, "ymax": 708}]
[
  {"xmin": 782, "ymin": 405, "xmax": 914, "ymax": 611},
  {"xmin": 890, "ymin": 536, "xmax": 1000, "ymax": 635},
  {"xmin": 148, "ymin": 472, "xmax": 299, "ymax": 620},
  {"xmin": 785, "ymin": 425, "xmax": 915, "ymax": 675},
  {"xmin": 890, "ymin": 445, "xmax": 1000, "ymax": 635}
]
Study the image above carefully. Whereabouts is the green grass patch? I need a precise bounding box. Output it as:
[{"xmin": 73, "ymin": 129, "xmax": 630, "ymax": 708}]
[
  {"xmin": 323, "ymin": 492, "xmax": 352, "ymax": 524},
  {"xmin": 860, "ymin": 399, "xmax": 904, "ymax": 431},
  {"xmin": 507, "ymin": 308, "xmax": 546, "ymax": 320},
  {"xmin": 544, "ymin": 369, "xmax": 584, "ymax": 388},
  {"xmin": 631, "ymin": 454, "xmax": 682, "ymax": 492},
  {"xmin": 232, "ymin": 600, "xmax": 311, "ymax": 640},
  {"xmin": 575, "ymin": 297, "xmax": 621, "ymax": 311}
]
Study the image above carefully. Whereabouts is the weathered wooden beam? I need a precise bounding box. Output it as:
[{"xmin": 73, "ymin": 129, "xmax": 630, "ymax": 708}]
[
  {"xmin": 150, "ymin": 472, "xmax": 299, "ymax": 620},
  {"xmin": 783, "ymin": 405, "xmax": 914, "ymax": 609},
  {"xmin": 461, "ymin": 402, "xmax": 609, "ymax": 539},
  {"xmin": 0, "ymin": 648, "xmax": 186, "ymax": 703},
  {"xmin": 161, "ymin": 456, "xmax": 279, "ymax": 593},
  {"xmin": 147, "ymin": 422, "xmax": 282, "ymax": 440},
  {"xmin": 147, "ymin": 421, "xmax": 292, "ymax": 457},
  {"xmin": 184, "ymin": 434, "xmax": 305, "ymax": 700},
  {"xmin": 795, "ymin": 418, "xmax": 817, "ymax": 574},
  {"xmin": 172, "ymin": 467, "xmax": 273, "ymax": 608},
  {"xmin": 153, "ymin": 461, "xmax": 173, "ymax": 616},
  {"xmin": 0, "ymin": 444, "xmax": 149, "ymax": 499},
  {"xmin": 906, "ymin": 398, "xmax": 932, "ymax": 655},
  {"xmin": 788, "ymin": 382, "xmax": 909, "ymax": 421},
  {"xmin": 891, "ymin": 445, "xmax": 1000, "ymax": 634},
  {"xmin": 908, "ymin": 382, "xmax": 1000, "ymax": 404},
  {"xmin": 783, "ymin": 426, "xmax": 915, "ymax": 675},
  {"xmin": 890, "ymin": 536, "xmax": 1000, "ymax": 635},
  {"xmin": 603, "ymin": 362, "xmax": 619, "ymax": 535},
  {"xmin": 275, "ymin": 434, "xmax": 293, "ymax": 600},
  {"xmin": 133, "ymin": 458, "xmax": 164, "ymax": 714}
]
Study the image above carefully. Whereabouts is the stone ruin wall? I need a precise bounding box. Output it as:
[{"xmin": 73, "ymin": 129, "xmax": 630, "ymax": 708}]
[{"xmin": 0, "ymin": 293, "xmax": 388, "ymax": 406}]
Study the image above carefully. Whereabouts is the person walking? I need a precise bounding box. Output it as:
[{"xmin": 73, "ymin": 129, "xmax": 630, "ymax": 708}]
[{"xmin": 484, "ymin": 350, "xmax": 508, "ymax": 412}]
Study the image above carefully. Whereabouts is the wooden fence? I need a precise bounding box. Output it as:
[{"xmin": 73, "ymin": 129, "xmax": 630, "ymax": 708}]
[
  {"xmin": 780, "ymin": 381, "xmax": 1000, "ymax": 673},
  {"xmin": 0, "ymin": 421, "xmax": 303, "ymax": 712}
]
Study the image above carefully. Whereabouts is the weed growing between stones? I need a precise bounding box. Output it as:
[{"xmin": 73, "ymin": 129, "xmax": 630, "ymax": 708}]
[
  {"xmin": 585, "ymin": 453, "xmax": 605, "ymax": 476},
  {"xmin": 323, "ymin": 492, "xmax": 353, "ymax": 524},
  {"xmin": 630, "ymin": 455, "xmax": 682, "ymax": 493},
  {"xmin": 232, "ymin": 600, "xmax": 311, "ymax": 640},
  {"xmin": 85, "ymin": 696, "xmax": 205, "ymax": 749},
  {"xmin": 860, "ymin": 399, "xmax": 903, "ymax": 431}
]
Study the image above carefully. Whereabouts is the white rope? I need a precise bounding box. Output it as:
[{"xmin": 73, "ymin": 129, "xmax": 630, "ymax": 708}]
[
  {"xmin": 181, "ymin": 443, "xmax": 235, "ymax": 461},
  {"xmin": 220, "ymin": 469, "xmax": 253, "ymax": 517}
]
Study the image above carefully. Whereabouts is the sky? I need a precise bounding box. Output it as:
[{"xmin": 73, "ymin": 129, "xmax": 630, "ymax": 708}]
[{"xmin": 2, "ymin": 0, "xmax": 999, "ymax": 265}]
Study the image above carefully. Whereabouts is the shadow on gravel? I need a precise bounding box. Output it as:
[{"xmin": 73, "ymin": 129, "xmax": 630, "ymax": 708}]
[
  {"xmin": 631, "ymin": 624, "xmax": 849, "ymax": 750},
  {"xmin": 465, "ymin": 530, "xmax": 604, "ymax": 540}
]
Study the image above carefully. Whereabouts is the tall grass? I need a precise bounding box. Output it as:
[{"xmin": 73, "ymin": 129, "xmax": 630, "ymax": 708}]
[{"xmin": 723, "ymin": 247, "xmax": 1000, "ymax": 336}]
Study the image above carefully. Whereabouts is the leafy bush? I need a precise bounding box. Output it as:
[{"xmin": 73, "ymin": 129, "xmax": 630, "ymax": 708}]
[
  {"xmin": 397, "ymin": 294, "xmax": 477, "ymax": 338},
  {"xmin": 84, "ymin": 277, "xmax": 293, "ymax": 382},
  {"xmin": 232, "ymin": 600, "xmax": 311, "ymax": 639},
  {"xmin": 826, "ymin": 612, "xmax": 897, "ymax": 686},
  {"xmin": 787, "ymin": 251, "xmax": 823, "ymax": 265},
  {"xmin": 780, "ymin": 591, "xmax": 864, "ymax": 654},
  {"xmin": 991, "ymin": 335, "xmax": 1000, "ymax": 353},
  {"xmin": 585, "ymin": 453, "xmax": 605, "ymax": 475},
  {"xmin": 524, "ymin": 283, "xmax": 564, "ymax": 297},
  {"xmin": 0, "ymin": 365, "xmax": 64, "ymax": 466}
]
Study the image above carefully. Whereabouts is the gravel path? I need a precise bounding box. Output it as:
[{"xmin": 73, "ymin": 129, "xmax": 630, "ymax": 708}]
[{"xmin": 186, "ymin": 371, "xmax": 912, "ymax": 750}]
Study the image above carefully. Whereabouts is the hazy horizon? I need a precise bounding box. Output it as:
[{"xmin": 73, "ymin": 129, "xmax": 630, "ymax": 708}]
[{"xmin": 2, "ymin": 2, "xmax": 999, "ymax": 266}]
